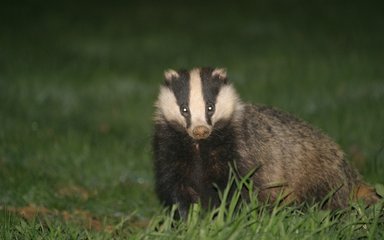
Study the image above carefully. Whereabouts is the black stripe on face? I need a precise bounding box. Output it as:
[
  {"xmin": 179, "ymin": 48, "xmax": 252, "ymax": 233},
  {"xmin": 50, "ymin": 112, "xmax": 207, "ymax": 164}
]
[
  {"xmin": 200, "ymin": 67, "xmax": 227, "ymax": 125},
  {"xmin": 166, "ymin": 70, "xmax": 191, "ymax": 128}
]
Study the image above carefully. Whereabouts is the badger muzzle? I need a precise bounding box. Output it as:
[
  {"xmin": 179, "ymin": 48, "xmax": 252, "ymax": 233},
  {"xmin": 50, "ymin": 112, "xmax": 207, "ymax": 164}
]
[{"xmin": 191, "ymin": 125, "xmax": 211, "ymax": 140}]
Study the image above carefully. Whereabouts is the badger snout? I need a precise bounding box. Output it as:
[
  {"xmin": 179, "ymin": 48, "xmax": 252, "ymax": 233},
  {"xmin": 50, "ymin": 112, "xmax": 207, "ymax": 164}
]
[{"xmin": 192, "ymin": 125, "xmax": 211, "ymax": 140}]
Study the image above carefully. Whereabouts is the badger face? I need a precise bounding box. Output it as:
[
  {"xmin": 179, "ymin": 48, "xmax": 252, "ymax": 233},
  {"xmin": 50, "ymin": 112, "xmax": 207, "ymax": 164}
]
[{"xmin": 155, "ymin": 67, "xmax": 240, "ymax": 140}]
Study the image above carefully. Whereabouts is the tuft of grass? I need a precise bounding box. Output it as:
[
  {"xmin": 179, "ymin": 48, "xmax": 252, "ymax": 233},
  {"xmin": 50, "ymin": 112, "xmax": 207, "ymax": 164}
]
[{"xmin": 139, "ymin": 171, "xmax": 384, "ymax": 240}]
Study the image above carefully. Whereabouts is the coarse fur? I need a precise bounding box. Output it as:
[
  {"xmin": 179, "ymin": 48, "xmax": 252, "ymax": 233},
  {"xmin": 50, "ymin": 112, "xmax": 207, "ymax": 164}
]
[{"xmin": 153, "ymin": 67, "xmax": 380, "ymax": 219}]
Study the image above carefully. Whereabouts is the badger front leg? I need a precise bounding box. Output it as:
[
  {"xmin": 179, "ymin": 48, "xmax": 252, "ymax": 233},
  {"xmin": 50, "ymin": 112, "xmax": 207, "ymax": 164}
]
[
  {"xmin": 153, "ymin": 124, "xmax": 199, "ymax": 219},
  {"xmin": 170, "ymin": 184, "xmax": 200, "ymax": 220},
  {"xmin": 154, "ymin": 164, "xmax": 199, "ymax": 220}
]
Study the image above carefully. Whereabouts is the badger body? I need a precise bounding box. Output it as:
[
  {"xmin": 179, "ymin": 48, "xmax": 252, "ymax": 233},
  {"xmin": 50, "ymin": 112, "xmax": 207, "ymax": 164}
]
[{"xmin": 153, "ymin": 67, "xmax": 379, "ymax": 219}]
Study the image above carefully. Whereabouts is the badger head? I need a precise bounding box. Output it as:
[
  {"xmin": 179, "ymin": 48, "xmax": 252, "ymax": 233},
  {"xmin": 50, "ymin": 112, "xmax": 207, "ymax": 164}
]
[{"xmin": 154, "ymin": 67, "xmax": 242, "ymax": 140}]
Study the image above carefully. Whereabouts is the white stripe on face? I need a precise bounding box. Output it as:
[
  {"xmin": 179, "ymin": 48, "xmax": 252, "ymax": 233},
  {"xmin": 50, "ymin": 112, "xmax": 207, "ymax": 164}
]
[
  {"xmin": 155, "ymin": 86, "xmax": 186, "ymax": 127},
  {"xmin": 211, "ymin": 84, "xmax": 239, "ymax": 125},
  {"xmin": 188, "ymin": 69, "xmax": 210, "ymax": 131}
]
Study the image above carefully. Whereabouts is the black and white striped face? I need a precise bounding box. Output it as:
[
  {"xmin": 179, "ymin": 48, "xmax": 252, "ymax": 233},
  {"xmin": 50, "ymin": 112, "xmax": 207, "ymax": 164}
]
[{"xmin": 155, "ymin": 67, "xmax": 239, "ymax": 140}]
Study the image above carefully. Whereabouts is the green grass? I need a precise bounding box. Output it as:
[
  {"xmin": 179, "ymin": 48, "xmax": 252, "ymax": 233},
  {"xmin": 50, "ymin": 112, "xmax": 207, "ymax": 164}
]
[
  {"xmin": 1, "ymin": 0, "xmax": 383, "ymax": 239},
  {"xmin": 140, "ymin": 173, "xmax": 384, "ymax": 240}
]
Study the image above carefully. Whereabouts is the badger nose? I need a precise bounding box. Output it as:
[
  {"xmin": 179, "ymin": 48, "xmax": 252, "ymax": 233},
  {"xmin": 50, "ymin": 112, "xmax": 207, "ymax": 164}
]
[{"xmin": 192, "ymin": 126, "xmax": 211, "ymax": 140}]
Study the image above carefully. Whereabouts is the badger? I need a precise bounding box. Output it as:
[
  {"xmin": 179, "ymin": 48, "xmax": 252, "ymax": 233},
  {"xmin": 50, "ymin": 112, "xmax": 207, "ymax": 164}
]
[{"xmin": 153, "ymin": 67, "xmax": 380, "ymax": 219}]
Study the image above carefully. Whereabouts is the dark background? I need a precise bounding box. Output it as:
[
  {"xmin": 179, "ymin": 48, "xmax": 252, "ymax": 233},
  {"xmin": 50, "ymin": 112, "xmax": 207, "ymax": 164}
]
[{"xmin": 1, "ymin": 0, "xmax": 383, "ymax": 237}]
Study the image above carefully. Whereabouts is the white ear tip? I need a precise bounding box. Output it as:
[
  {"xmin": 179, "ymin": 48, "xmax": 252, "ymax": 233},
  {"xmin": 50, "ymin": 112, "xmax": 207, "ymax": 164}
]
[
  {"xmin": 212, "ymin": 68, "xmax": 227, "ymax": 79},
  {"xmin": 164, "ymin": 69, "xmax": 179, "ymax": 81}
]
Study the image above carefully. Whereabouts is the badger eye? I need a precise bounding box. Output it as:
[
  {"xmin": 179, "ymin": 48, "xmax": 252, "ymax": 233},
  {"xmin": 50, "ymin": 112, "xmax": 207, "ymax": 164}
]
[
  {"xmin": 180, "ymin": 105, "xmax": 189, "ymax": 116},
  {"xmin": 207, "ymin": 103, "xmax": 215, "ymax": 114}
]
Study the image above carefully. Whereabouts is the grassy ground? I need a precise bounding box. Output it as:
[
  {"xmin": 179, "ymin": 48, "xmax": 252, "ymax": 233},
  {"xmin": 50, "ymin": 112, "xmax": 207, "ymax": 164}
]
[{"xmin": 1, "ymin": 0, "xmax": 383, "ymax": 239}]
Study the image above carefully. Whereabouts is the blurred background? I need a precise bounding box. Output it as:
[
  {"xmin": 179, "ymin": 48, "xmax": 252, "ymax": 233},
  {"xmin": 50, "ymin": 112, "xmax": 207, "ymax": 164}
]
[{"xmin": 1, "ymin": 0, "xmax": 383, "ymax": 229}]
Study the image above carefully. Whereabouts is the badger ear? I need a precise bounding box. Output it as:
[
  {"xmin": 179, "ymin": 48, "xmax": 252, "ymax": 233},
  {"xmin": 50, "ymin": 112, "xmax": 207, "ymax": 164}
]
[
  {"xmin": 164, "ymin": 69, "xmax": 179, "ymax": 85},
  {"xmin": 212, "ymin": 68, "xmax": 227, "ymax": 82}
]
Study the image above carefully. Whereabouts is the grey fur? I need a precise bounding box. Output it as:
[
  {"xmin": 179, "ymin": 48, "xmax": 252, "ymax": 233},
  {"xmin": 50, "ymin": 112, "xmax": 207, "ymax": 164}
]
[{"xmin": 232, "ymin": 104, "xmax": 367, "ymax": 208}]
